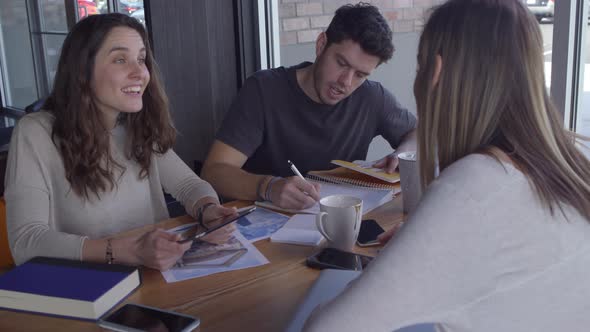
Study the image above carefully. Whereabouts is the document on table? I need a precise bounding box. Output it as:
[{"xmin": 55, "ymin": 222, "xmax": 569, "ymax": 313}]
[
  {"xmin": 236, "ymin": 207, "xmax": 290, "ymax": 242},
  {"xmin": 270, "ymin": 214, "xmax": 324, "ymax": 246},
  {"xmin": 162, "ymin": 225, "xmax": 268, "ymax": 283},
  {"xmin": 256, "ymin": 181, "xmax": 394, "ymax": 215}
]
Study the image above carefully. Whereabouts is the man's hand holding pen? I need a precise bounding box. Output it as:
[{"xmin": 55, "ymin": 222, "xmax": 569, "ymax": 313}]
[
  {"xmin": 268, "ymin": 177, "xmax": 321, "ymax": 210},
  {"xmin": 263, "ymin": 160, "xmax": 321, "ymax": 210}
]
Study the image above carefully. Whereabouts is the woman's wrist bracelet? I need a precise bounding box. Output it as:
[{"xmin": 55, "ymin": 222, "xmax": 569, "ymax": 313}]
[{"xmin": 105, "ymin": 238, "xmax": 114, "ymax": 264}]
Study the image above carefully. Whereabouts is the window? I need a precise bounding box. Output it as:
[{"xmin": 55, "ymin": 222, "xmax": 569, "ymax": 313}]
[
  {"xmin": 0, "ymin": 0, "xmax": 144, "ymax": 113},
  {"xmin": 550, "ymin": 0, "xmax": 588, "ymax": 137},
  {"xmin": 574, "ymin": 0, "xmax": 589, "ymax": 137},
  {"xmin": 0, "ymin": 1, "xmax": 38, "ymax": 110},
  {"xmin": 30, "ymin": 0, "xmax": 69, "ymax": 104},
  {"xmin": 524, "ymin": 0, "xmax": 555, "ymax": 93}
]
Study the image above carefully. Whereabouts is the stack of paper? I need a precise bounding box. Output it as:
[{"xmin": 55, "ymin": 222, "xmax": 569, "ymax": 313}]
[{"xmin": 270, "ymin": 214, "xmax": 324, "ymax": 246}]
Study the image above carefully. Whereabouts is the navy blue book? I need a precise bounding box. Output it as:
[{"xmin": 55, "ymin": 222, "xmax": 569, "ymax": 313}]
[{"xmin": 0, "ymin": 256, "xmax": 141, "ymax": 320}]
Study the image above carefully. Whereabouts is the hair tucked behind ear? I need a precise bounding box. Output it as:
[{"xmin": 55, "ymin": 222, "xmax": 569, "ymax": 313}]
[
  {"xmin": 414, "ymin": 0, "xmax": 590, "ymax": 220},
  {"xmin": 44, "ymin": 13, "xmax": 175, "ymax": 200}
]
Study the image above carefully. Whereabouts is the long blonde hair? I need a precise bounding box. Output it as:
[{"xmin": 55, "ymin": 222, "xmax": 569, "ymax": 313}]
[{"xmin": 414, "ymin": 0, "xmax": 590, "ymax": 219}]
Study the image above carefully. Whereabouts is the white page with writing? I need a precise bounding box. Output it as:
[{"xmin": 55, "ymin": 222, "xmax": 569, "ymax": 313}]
[
  {"xmin": 298, "ymin": 182, "xmax": 393, "ymax": 214},
  {"xmin": 256, "ymin": 181, "xmax": 393, "ymax": 215}
]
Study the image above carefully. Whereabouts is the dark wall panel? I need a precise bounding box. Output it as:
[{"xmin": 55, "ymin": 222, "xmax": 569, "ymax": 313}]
[{"xmin": 148, "ymin": 0, "xmax": 238, "ymax": 166}]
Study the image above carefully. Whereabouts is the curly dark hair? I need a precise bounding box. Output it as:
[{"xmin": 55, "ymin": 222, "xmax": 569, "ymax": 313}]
[
  {"xmin": 44, "ymin": 13, "xmax": 175, "ymax": 199},
  {"xmin": 325, "ymin": 3, "xmax": 394, "ymax": 64}
]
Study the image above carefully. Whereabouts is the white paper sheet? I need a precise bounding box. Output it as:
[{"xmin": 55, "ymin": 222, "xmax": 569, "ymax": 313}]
[
  {"xmin": 270, "ymin": 214, "xmax": 324, "ymax": 246},
  {"xmin": 162, "ymin": 228, "xmax": 269, "ymax": 283},
  {"xmin": 256, "ymin": 181, "xmax": 393, "ymax": 215},
  {"xmin": 236, "ymin": 207, "xmax": 290, "ymax": 242}
]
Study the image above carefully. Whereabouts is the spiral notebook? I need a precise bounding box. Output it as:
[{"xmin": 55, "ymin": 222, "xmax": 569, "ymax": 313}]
[
  {"xmin": 330, "ymin": 160, "xmax": 401, "ymax": 183},
  {"xmin": 307, "ymin": 166, "xmax": 401, "ymax": 192}
]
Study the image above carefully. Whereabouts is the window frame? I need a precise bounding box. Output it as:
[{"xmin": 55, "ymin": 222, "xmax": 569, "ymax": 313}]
[
  {"xmin": 0, "ymin": 0, "xmax": 145, "ymax": 116},
  {"xmin": 543, "ymin": 0, "xmax": 588, "ymax": 130}
]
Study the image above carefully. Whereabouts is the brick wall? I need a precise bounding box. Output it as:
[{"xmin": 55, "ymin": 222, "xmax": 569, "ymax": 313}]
[{"xmin": 279, "ymin": 0, "xmax": 444, "ymax": 46}]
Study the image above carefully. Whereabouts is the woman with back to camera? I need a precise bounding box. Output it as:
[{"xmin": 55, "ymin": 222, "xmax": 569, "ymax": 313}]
[
  {"xmin": 5, "ymin": 13, "xmax": 236, "ymax": 271},
  {"xmin": 304, "ymin": 0, "xmax": 590, "ymax": 331}
]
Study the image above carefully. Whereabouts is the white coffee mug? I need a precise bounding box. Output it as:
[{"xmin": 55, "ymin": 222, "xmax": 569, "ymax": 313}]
[
  {"xmin": 397, "ymin": 151, "xmax": 423, "ymax": 214},
  {"xmin": 315, "ymin": 195, "xmax": 363, "ymax": 251}
]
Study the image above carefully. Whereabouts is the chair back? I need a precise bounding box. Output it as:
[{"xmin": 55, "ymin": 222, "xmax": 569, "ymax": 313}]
[
  {"xmin": 0, "ymin": 197, "xmax": 15, "ymax": 268},
  {"xmin": 24, "ymin": 97, "xmax": 46, "ymax": 114}
]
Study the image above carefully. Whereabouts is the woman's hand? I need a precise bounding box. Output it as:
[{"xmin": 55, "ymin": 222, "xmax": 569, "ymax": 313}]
[
  {"xmin": 200, "ymin": 223, "xmax": 236, "ymax": 245},
  {"xmin": 200, "ymin": 204, "xmax": 238, "ymax": 245},
  {"xmin": 377, "ymin": 222, "xmax": 404, "ymax": 245},
  {"xmin": 116, "ymin": 228, "xmax": 192, "ymax": 271},
  {"xmin": 201, "ymin": 204, "xmax": 238, "ymax": 223}
]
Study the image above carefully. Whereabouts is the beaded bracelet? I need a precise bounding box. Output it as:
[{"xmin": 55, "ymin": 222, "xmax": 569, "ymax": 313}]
[
  {"xmin": 256, "ymin": 176, "xmax": 270, "ymax": 201},
  {"xmin": 265, "ymin": 176, "xmax": 281, "ymax": 202},
  {"xmin": 105, "ymin": 239, "xmax": 114, "ymax": 264}
]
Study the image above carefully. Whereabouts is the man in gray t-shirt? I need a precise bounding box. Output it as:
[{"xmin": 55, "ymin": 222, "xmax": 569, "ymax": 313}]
[{"xmin": 202, "ymin": 4, "xmax": 416, "ymax": 210}]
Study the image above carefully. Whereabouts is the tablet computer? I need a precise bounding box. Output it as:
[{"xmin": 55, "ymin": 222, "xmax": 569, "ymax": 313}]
[{"xmin": 177, "ymin": 206, "xmax": 256, "ymax": 244}]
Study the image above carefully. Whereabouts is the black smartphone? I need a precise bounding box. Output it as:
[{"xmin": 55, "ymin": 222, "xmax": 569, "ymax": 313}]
[
  {"xmin": 356, "ymin": 219, "xmax": 385, "ymax": 247},
  {"xmin": 98, "ymin": 303, "xmax": 200, "ymax": 332},
  {"xmin": 178, "ymin": 206, "xmax": 256, "ymax": 244},
  {"xmin": 306, "ymin": 247, "xmax": 373, "ymax": 271}
]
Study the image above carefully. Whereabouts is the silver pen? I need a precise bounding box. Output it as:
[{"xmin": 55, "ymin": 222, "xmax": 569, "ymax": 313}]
[
  {"xmin": 288, "ymin": 160, "xmax": 306, "ymax": 181},
  {"xmin": 288, "ymin": 160, "xmax": 318, "ymax": 200}
]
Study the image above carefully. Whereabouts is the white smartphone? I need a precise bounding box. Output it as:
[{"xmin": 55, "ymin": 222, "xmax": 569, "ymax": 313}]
[{"xmin": 98, "ymin": 303, "xmax": 200, "ymax": 332}]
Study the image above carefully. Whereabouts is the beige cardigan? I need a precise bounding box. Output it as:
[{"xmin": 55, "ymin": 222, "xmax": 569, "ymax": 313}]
[{"xmin": 5, "ymin": 112, "xmax": 218, "ymax": 265}]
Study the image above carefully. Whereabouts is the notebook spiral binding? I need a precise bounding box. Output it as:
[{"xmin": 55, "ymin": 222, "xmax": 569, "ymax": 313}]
[{"xmin": 306, "ymin": 174, "xmax": 397, "ymax": 191}]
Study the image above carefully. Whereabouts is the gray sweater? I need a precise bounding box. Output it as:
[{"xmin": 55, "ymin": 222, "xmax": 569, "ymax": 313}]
[
  {"xmin": 304, "ymin": 154, "xmax": 590, "ymax": 332},
  {"xmin": 5, "ymin": 112, "xmax": 218, "ymax": 265}
]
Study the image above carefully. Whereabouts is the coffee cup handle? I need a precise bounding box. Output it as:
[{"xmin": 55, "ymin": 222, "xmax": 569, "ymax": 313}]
[{"xmin": 316, "ymin": 212, "xmax": 333, "ymax": 242}]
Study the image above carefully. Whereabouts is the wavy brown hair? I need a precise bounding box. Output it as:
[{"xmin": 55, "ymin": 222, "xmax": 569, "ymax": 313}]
[
  {"xmin": 44, "ymin": 13, "xmax": 175, "ymax": 199},
  {"xmin": 414, "ymin": 0, "xmax": 590, "ymax": 220}
]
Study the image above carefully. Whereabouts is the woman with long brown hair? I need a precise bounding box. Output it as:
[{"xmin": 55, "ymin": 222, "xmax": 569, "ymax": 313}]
[
  {"xmin": 5, "ymin": 13, "xmax": 236, "ymax": 271},
  {"xmin": 304, "ymin": 0, "xmax": 590, "ymax": 331}
]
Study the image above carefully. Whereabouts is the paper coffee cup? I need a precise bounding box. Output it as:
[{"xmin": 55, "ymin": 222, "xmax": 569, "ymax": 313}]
[{"xmin": 397, "ymin": 151, "xmax": 422, "ymax": 214}]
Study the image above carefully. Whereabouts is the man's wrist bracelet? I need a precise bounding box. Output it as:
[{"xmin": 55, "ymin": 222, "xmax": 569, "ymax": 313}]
[
  {"xmin": 265, "ymin": 176, "xmax": 281, "ymax": 202},
  {"xmin": 256, "ymin": 176, "xmax": 269, "ymax": 201}
]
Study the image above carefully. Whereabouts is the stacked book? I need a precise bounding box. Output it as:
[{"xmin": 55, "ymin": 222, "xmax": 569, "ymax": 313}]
[{"xmin": 0, "ymin": 257, "xmax": 141, "ymax": 320}]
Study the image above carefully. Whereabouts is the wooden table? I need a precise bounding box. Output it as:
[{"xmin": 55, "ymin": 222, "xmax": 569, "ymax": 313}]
[{"xmin": 0, "ymin": 197, "xmax": 405, "ymax": 331}]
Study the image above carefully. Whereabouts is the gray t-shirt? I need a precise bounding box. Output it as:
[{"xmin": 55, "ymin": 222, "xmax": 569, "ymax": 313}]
[{"xmin": 216, "ymin": 62, "xmax": 417, "ymax": 177}]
